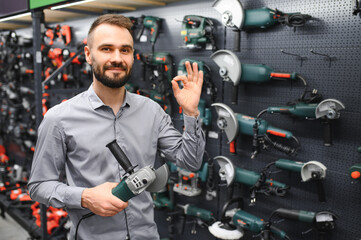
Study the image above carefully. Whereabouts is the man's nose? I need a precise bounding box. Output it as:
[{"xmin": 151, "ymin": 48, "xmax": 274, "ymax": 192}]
[{"xmin": 110, "ymin": 50, "xmax": 124, "ymax": 63}]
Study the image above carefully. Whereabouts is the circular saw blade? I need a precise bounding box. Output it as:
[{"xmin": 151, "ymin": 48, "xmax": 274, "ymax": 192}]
[
  {"xmin": 211, "ymin": 103, "xmax": 239, "ymax": 142},
  {"xmin": 214, "ymin": 156, "xmax": 236, "ymax": 186},
  {"xmin": 212, "ymin": 0, "xmax": 245, "ymax": 29},
  {"xmin": 210, "ymin": 50, "xmax": 242, "ymax": 86},
  {"xmin": 315, "ymin": 99, "xmax": 345, "ymax": 119}
]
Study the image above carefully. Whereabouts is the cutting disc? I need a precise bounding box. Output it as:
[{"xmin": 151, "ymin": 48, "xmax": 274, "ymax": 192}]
[
  {"xmin": 301, "ymin": 161, "xmax": 327, "ymax": 182},
  {"xmin": 146, "ymin": 164, "xmax": 170, "ymax": 192},
  {"xmin": 211, "ymin": 102, "xmax": 239, "ymax": 142},
  {"xmin": 212, "ymin": 0, "xmax": 245, "ymax": 29},
  {"xmin": 214, "ymin": 156, "xmax": 235, "ymax": 186},
  {"xmin": 210, "ymin": 50, "xmax": 242, "ymax": 86},
  {"xmin": 315, "ymin": 99, "xmax": 345, "ymax": 119}
]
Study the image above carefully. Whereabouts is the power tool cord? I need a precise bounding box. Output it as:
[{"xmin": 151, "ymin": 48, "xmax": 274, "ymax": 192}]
[{"xmin": 74, "ymin": 209, "xmax": 131, "ymax": 240}]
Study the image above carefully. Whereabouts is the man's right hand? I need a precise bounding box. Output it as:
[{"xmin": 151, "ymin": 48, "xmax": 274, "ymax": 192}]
[{"xmin": 81, "ymin": 182, "xmax": 128, "ymax": 216}]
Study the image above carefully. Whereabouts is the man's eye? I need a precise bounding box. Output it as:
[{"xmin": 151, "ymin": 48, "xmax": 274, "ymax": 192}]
[
  {"xmin": 102, "ymin": 48, "xmax": 111, "ymax": 51},
  {"xmin": 121, "ymin": 48, "xmax": 131, "ymax": 53}
]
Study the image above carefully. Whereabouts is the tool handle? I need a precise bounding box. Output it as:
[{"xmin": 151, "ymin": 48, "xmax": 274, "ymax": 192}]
[
  {"xmin": 184, "ymin": 204, "xmax": 214, "ymax": 222},
  {"xmin": 231, "ymin": 85, "xmax": 238, "ymax": 104},
  {"xmin": 321, "ymin": 120, "xmax": 332, "ymax": 146},
  {"xmin": 274, "ymin": 208, "xmax": 315, "ymax": 223},
  {"xmin": 112, "ymin": 180, "xmax": 135, "ymax": 202},
  {"xmin": 316, "ymin": 180, "xmax": 326, "ymax": 202},
  {"xmin": 106, "ymin": 140, "xmax": 135, "ymax": 174},
  {"xmin": 270, "ymin": 72, "xmax": 297, "ymax": 80},
  {"xmin": 233, "ymin": 29, "xmax": 240, "ymax": 52},
  {"xmin": 270, "ymin": 225, "xmax": 289, "ymax": 240},
  {"xmin": 267, "ymin": 107, "xmax": 291, "ymax": 114},
  {"xmin": 266, "ymin": 126, "xmax": 293, "ymax": 139},
  {"xmin": 275, "ymin": 159, "xmax": 303, "ymax": 172}
]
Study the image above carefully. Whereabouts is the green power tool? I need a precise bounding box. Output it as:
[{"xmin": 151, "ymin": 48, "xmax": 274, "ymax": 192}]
[
  {"xmin": 212, "ymin": 102, "xmax": 300, "ymax": 157},
  {"xmin": 168, "ymin": 161, "xmax": 208, "ymax": 197},
  {"xmin": 349, "ymin": 147, "xmax": 361, "ymax": 180},
  {"xmin": 270, "ymin": 208, "xmax": 337, "ymax": 240},
  {"xmin": 106, "ymin": 140, "xmax": 169, "ymax": 202},
  {"xmin": 210, "ymin": 50, "xmax": 308, "ymax": 104},
  {"xmin": 178, "ymin": 58, "xmax": 217, "ymax": 102},
  {"xmin": 209, "ymin": 198, "xmax": 289, "ymax": 240},
  {"xmin": 180, "ymin": 15, "xmax": 217, "ymax": 51},
  {"xmin": 212, "ymin": 0, "xmax": 311, "ymax": 51},
  {"xmin": 261, "ymin": 159, "xmax": 327, "ymax": 202},
  {"xmin": 257, "ymin": 99, "xmax": 345, "ymax": 146},
  {"xmin": 215, "ymin": 156, "xmax": 289, "ymax": 205},
  {"xmin": 136, "ymin": 51, "xmax": 174, "ymax": 95},
  {"xmin": 135, "ymin": 15, "xmax": 162, "ymax": 52},
  {"xmin": 176, "ymin": 204, "xmax": 216, "ymax": 234},
  {"xmin": 136, "ymin": 88, "xmax": 172, "ymax": 115}
]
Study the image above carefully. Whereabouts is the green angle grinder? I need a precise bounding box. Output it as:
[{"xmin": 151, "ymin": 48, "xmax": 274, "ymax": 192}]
[
  {"xmin": 212, "ymin": 102, "xmax": 300, "ymax": 157},
  {"xmin": 212, "ymin": 0, "xmax": 311, "ymax": 51},
  {"xmin": 257, "ymin": 99, "xmax": 345, "ymax": 146},
  {"xmin": 208, "ymin": 198, "xmax": 289, "ymax": 240},
  {"xmin": 214, "ymin": 156, "xmax": 289, "ymax": 205},
  {"xmin": 263, "ymin": 158, "xmax": 327, "ymax": 202},
  {"xmin": 106, "ymin": 140, "xmax": 169, "ymax": 201},
  {"xmin": 210, "ymin": 50, "xmax": 308, "ymax": 104}
]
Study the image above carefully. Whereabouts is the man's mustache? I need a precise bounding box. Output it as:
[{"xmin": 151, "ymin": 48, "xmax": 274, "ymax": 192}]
[{"xmin": 104, "ymin": 63, "xmax": 127, "ymax": 71}]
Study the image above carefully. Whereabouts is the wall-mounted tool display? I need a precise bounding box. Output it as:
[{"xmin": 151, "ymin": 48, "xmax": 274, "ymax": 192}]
[
  {"xmin": 212, "ymin": 103, "xmax": 300, "ymax": 157},
  {"xmin": 135, "ymin": 51, "xmax": 174, "ymax": 115},
  {"xmin": 215, "ymin": 156, "xmax": 289, "ymax": 205},
  {"xmin": 168, "ymin": 161, "xmax": 208, "ymax": 197},
  {"xmin": 180, "ymin": 15, "xmax": 217, "ymax": 51},
  {"xmin": 353, "ymin": 0, "xmax": 361, "ymax": 17},
  {"xmin": 134, "ymin": 15, "xmax": 162, "ymax": 53},
  {"xmin": 256, "ymin": 99, "xmax": 345, "ymax": 146},
  {"xmin": 106, "ymin": 140, "xmax": 170, "ymax": 202},
  {"xmin": 177, "ymin": 58, "xmax": 217, "ymax": 102},
  {"xmin": 212, "ymin": 0, "xmax": 311, "ymax": 51},
  {"xmin": 349, "ymin": 147, "xmax": 361, "ymax": 180},
  {"xmin": 270, "ymin": 208, "xmax": 337, "ymax": 240},
  {"xmin": 210, "ymin": 50, "xmax": 308, "ymax": 104},
  {"xmin": 209, "ymin": 198, "xmax": 290, "ymax": 240},
  {"xmin": 44, "ymin": 24, "xmax": 72, "ymax": 46},
  {"xmin": 175, "ymin": 204, "xmax": 216, "ymax": 235},
  {"xmin": 263, "ymin": 159, "xmax": 327, "ymax": 202}
]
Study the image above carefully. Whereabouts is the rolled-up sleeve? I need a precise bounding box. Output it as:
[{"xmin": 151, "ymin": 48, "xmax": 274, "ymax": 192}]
[{"xmin": 28, "ymin": 109, "xmax": 84, "ymax": 209}]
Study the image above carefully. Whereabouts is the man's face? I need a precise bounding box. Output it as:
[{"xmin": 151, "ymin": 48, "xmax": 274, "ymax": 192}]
[{"xmin": 85, "ymin": 24, "xmax": 134, "ymax": 88}]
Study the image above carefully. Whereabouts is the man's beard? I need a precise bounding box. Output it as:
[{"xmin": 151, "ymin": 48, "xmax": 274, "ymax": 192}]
[{"xmin": 92, "ymin": 61, "xmax": 132, "ymax": 88}]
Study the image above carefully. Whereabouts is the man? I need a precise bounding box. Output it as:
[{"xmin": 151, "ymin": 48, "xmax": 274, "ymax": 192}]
[{"xmin": 28, "ymin": 14, "xmax": 205, "ymax": 240}]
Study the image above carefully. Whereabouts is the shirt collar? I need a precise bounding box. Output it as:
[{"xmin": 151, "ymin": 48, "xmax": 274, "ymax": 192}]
[{"xmin": 87, "ymin": 84, "xmax": 131, "ymax": 110}]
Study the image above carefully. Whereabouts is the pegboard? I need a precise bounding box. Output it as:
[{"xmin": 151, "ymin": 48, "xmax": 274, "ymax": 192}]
[{"xmin": 10, "ymin": 0, "xmax": 361, "ymax": 239}]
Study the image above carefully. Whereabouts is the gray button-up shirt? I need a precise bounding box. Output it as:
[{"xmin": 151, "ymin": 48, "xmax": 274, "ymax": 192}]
[{"xmin": 28, "ymin": 85, "xmax": 205, "ymax": 240}]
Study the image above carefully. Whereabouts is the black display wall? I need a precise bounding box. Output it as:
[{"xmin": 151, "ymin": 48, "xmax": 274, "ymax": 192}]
[{"xmin": 9, "ymin": 0, "xmax": 361, "ymax": 239}]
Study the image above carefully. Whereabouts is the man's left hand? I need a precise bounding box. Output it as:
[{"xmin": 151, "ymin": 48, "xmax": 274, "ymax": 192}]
[{"xmin": 171, "ymin": 61, "xmax": 204, "ymax": 117}]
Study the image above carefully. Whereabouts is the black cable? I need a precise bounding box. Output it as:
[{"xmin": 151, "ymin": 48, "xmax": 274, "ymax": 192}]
[
  {"xmin": 74, "ymin": 212, "xmax": 94, "ymax": 240},
  {"xmin": 124, "ymin": 209, "xmax": 130, "ymax": 240}
]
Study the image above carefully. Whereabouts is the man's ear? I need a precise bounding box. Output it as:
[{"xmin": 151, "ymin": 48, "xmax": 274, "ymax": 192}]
[{"xmin": 84, "ymin": 45, "xmax": 92, "ymax": 65}]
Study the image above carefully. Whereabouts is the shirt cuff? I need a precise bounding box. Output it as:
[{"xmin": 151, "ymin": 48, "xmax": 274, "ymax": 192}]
[
  {"xmin": 183, "ymin": 113, "xmax": 202, "ymax": 135},
  {"xmin": 65, "ymin": 186, "xmax": 86, "ymax": 209}
]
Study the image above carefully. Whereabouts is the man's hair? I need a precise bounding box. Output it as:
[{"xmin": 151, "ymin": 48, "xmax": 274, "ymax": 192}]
[{"xmin": 87, "ymin": 14, "xmax": 133, "ymax": 48}]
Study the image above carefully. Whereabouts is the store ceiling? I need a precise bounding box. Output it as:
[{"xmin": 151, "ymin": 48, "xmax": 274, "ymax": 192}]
[{"xmin": 0, "ymin": 0, "xmax": 187, "ymax": 30}]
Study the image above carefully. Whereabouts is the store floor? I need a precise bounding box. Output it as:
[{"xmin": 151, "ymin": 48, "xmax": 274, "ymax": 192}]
[{"xmin": 0, "ymin": 213, "xmax": 31, "ymax": 240}]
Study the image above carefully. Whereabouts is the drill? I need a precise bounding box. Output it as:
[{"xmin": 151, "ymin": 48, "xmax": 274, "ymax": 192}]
[{"xmin": 136, "ymin": 15, "xmax": 162, "ymax": 53}]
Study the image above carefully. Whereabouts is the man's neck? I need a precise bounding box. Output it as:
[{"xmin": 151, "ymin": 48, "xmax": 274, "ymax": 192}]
[{"xmin": 93, "ymin": 80, "xmax": 125, "ymax": 115}]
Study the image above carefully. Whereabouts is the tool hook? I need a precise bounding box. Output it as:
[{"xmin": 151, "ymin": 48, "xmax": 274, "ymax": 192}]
[
  {"xmin": 280, "ymin": 49, "xmax": 307, "ymax": 67},
  {"xmin": 310, "ymin": 49, "xmax": 336, "ymax": 68}
]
